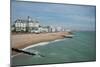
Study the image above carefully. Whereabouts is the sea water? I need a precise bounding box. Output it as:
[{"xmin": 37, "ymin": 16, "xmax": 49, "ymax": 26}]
[{"xmin": 12, "ymin": 31, "xmax": 96, "ymax": 66}]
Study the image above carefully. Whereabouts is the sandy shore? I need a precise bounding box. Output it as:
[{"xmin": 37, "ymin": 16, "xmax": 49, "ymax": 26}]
[
  {"xmin": 11, "ymin": 32, "xmax": 70, "ymax": 49},
  {"xmin": 11, "ymin": 32, "xmax": 71, "ymax": 55}
]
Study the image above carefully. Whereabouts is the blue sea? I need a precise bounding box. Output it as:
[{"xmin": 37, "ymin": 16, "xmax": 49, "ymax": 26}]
[{"xmin": 12, "ymin": 31, "xmax": 96, "ymax": 66}]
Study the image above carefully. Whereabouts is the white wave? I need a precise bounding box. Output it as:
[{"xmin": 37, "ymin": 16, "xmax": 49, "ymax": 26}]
[
  {"xmin": 12, "ymin": 53, "xmax": 21, "ymax": 58},
  {"xmin": 12, "ymin": 39, "xmax": 66, "ymax": 58},
  {"xmin": 11, "ymin": 42, "xmax": 50, "ymax": 58},
  {"xmin": 23, "ymin": 38, "xmax": 66, "ymax": 50},
  {"xmin": 23, "ymin": 42, "xmax": 50, "ymax": 50},
  {"xmin": 51, "ymin": 39, "xmax": 66, "ymax": 43}
]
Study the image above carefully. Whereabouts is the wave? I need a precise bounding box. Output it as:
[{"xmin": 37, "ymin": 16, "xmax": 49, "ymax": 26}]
[
  {"xmin": 52, "ymin": 39, "xmax": 66, "ymax": 43},
  {"xmin": 23, "ymin": 39, "xmax": 66, "ymax": 50},
  {"xmin": 12, "ymin": 39, "xmax": 65, "ymax": 57},
  {"xmin": 23, "ymin": 42, "xmax": 50, "ymax": 50}
]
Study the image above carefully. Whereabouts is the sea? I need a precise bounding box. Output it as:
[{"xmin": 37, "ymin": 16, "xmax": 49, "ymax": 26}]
[{"xmin": 12, "ymin": 31, "xmax": 96, "ymax": 66}]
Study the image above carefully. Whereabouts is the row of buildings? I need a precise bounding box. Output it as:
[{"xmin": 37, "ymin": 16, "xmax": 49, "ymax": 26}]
[{"xmin": 11, "ymin": 16, "xmax": 67, "ymax": 33}]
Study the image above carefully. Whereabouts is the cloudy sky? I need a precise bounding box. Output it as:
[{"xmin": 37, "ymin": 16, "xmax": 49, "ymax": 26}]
[{"xmin": 11, "ymin": 0, "xmax": 96, "ymax": 31}]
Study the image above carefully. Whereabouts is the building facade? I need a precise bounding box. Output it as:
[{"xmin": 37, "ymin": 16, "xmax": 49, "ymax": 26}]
[
  {"xmin": 11, "ymin": 16, "xmax": 67, "ymax": 33},
  {"xmin": 13, "ymin": 16, "xmax": 40, "ymax": 33}
]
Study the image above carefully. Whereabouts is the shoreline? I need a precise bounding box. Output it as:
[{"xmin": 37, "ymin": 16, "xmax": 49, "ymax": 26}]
[
  {"xmin": 12, "ymin": 38, "xmax": 65, "ymax": 57},
  {"xmin": 11, "ymin": 32, "xmax": 71, "ymax": 55},
  {"xmin": 23, "ymin": 38, "xmax": 65, "ymax": 50}
]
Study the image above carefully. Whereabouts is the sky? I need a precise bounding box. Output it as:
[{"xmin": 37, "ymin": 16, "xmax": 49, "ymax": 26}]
[{"xmin": 11, "ymin": 0, "xmax": 96, "ymax": 31}]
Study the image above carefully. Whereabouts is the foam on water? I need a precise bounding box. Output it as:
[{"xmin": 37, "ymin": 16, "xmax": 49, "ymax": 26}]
[
  {"xmin": 12, "ymin": 39, "xmax": 65, "ymax": 58},
  {"xmin": 12, "ymin": 31, "xmax": 96, "ymax": 65},
  {"xmin": 23, "ymin": 39, "xmax": 65, "ymax": 50},
  {"xmin": 23, "ymin": 42, "xmax": 50, "ymax": 50},
  {"xmin": 53, "ymin": 39, "xmax": 65, "ymax": 42}
]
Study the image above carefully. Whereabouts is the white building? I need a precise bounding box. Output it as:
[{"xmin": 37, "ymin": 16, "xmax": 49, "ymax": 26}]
[
  {"xmin": 12, "ymin": 16, "xmax": 66, "ymax": 33},
  {"xmin": 14, "ymin": 16, "xmax": 40, "ymax": 32},
  {"xmin": 50, "ymin": 26, "xmax": 56, "ymax": 32},
  {"xmin": 38, "ymin": 26, "xmax": 49, "ymax": 33}
]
